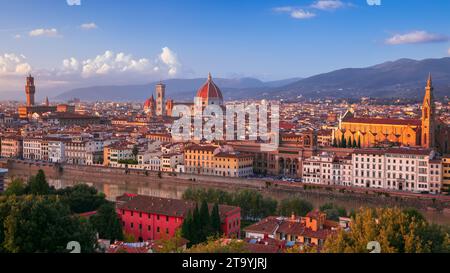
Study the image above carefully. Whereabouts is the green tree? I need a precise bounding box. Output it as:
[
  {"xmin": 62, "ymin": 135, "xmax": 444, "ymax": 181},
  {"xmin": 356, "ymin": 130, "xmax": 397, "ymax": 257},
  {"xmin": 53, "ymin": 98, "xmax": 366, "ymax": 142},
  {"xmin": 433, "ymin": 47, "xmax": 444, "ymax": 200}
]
[
  {"xmin": 186, "ymin": 238, "xmax": 249, "ymax": 253},
  {"xmin": 4, "ymin": 178, "xmax": 26, "ymax": 196},
  {"xmin": 278, "ymin": 198, "xmax": 313, "ymax": 217},
  {"xmin": 28, "ymin": 170, "xmax": 50, "ymax": 195},
  {"xmin": 323, "ymin": 207, "xmax": 450, "ymax": 253},
  {"xmin": 183, "ymin": 188, "xmax": 277, "ymax": 221},
  {"xmin": 199, "ymin": 200, "xmax": 211, "ymax": 240},
  {"xmin": 357, "ymin": 136, "xmax": 361, "ymax": 148},
  {"xmin": 181, "ymin": 212, "xmax": 194, "ymax": 246},
  {"xmin": 191, "ymin": 204, "xmax": 201, "ymax": 244},
  {"xmin": 320, "ymin": 203, "xmax": 347, "ymax": 221},
  {"xmin": 155, "ymin": 229, "xmax": 185, "ymax": 253},
  {"xmin": 56, "ymin": 184, "xmax": 106, "ymax": 213},
  {"xmin": 2, "ymin": 195, "xmax": 96, "ymax": 253},
  {"xmin": 132, "ymin": 145, "xmax": 139, "ymax": 160},
  {"xmin": 341, "ymin": 135, "xmax": 346, "ymax": 148},
  {"xmin": 90, "ymin": 203, "xmax": 123, "ymax": 242},
  {"xmin": 210, "ymin": 203, "xmax": 221, "ymax": 235}
]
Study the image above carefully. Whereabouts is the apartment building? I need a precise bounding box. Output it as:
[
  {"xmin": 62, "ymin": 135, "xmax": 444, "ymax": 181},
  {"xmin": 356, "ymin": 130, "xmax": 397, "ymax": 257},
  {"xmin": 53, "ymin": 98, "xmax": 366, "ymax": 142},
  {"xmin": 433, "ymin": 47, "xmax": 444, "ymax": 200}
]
[
  {"xmin": 160, "ymin": 153, "xmax": 184, "ymax": 172},
  {"xmin": 103, "ymin": 142, "xmax": 135, "ymax": 166},
  {"xmin": 184, "ymin": 144, "xmax": 218, "ymax": 175},
  {"xmin": 353, "ymin": 148, "xmax": 442, "ymax": 194},
  {"xmin": 0, "ymin": 136, "xmax": 23, "ymax": 158},
  {"xmin": 302, "ymin": 152, "xmax": 334, "ymax": 185},
  {"xmin": 47, "ymin": 138, "xmax": 66, "ymax": 163},
  {"xmin": 23, "ymin": 137, "xmax": 43, "ymax": 160},
  {"xmin": 184, "ymin": 144, "xmax": 254, "ymax": 177},
  {"xmin": 213, "ymin": 152, "xmax": 254, "ymax": 177},
  {"xmin": 442, "ymin": 155, "xmax": 450, "ymax": 193}
]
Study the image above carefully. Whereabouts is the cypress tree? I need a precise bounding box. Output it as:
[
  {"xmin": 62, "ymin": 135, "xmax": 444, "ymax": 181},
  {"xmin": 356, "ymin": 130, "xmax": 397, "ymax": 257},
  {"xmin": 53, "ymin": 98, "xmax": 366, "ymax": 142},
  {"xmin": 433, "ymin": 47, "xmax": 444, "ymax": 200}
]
[
  {"xmin": 210, "ymin": 203, "xmax": 221, "ymax": 235},
  {"xmin": 29, "ymin": 169, "xmax": 50, "ymax": 195},
  {"xmin": 199, "ymin": 200, "xmax": 211, "ymax": 240},
  {"xmin": 192, "ymin": 204, "xmax": 201, "ymax": 244},
  {"xmin": 341, "ymin": 135, "xmax": 346, "ymax": 148},
  {"xmin": 352, "ymin": 138, "xmax": 357, "ymax": 148},
  {"xmin": 348, "ymin": 137, "xmax": 352, "ymax": 148},
  {"xmin": 181, "ymin": 212, "xmax": 193, "ymax": 246},
  {"xmin": 357, "ymin": 136, "xmax": 361, "ymax": 148}
]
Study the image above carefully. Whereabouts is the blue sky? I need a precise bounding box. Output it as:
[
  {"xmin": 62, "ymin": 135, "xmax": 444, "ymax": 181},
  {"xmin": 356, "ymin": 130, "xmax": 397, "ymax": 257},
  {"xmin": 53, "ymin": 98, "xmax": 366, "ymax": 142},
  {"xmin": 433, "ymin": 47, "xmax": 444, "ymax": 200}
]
[{"xmin": 0, "ymin": 0, "xmax": 449, "ymax": 95}]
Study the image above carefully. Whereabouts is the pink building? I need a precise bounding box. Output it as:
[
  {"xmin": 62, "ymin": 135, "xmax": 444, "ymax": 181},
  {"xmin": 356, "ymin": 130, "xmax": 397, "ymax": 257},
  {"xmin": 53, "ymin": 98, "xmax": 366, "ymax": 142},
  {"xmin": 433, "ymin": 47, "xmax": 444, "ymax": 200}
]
[{"xmin": 116, "ymin": 194, "xmax": 241, "ymax": 241}]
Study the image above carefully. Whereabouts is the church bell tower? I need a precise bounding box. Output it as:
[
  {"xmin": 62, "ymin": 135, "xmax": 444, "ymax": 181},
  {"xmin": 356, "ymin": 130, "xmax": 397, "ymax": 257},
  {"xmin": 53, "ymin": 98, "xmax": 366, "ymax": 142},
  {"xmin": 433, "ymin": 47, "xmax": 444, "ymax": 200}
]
[
  {"xmin": 156, "ymin": 82, "xmax": 166, "ymax": 117},
  {"xmin": 421, "ymin": 74, "xmax": 435, "ymax": 148}
]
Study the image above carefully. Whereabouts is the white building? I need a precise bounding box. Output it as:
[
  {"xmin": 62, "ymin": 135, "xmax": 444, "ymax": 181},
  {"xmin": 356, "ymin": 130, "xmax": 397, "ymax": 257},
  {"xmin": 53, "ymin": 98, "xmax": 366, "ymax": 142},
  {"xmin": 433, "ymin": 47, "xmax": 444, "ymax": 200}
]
[
  {"xmin": 23, "ymin": 137, "xmax": 43, "ymax": 160},
  {"xmin": 160, "ymin": 153, "xmax": 184, "ymax": 172},
  {"xmin": 302, "ymin": 152, "xmax": 334, "ymax": 185},
  {"xmin": 47, "ymin": 138, "xmax": 66, "ymax": 163},
  {"xmin": 352, "ymin": 148, "xmax": 442, "ymax": 194}
]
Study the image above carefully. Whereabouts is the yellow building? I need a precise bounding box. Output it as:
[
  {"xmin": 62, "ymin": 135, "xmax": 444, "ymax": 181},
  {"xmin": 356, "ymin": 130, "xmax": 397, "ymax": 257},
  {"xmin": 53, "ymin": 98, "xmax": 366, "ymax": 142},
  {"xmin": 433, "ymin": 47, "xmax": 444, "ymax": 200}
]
[
  {"xmin": 334, "ymin": 75, "xmax": 438, "ymax": 150},
  {"xmin": 184, "ymin": 144, "xmax": 217, "ymax": 175},
  {"xmin": 184, "ymin": 144, "xmax": 253, "ymax": 177},
  {"xmin": 103, "ymin": 143, "xmax": 134, "ymax": 166},
  {"xmin": 213, "ymin": 152, "xmax": 254, "ymax": 177},
  {"xmin": 0, "ymin": 135, "xmax": 23, "ymax": 158},
  {"xmin": 334, "ymin": 113, "xmax": 421, "ymax": 148}
]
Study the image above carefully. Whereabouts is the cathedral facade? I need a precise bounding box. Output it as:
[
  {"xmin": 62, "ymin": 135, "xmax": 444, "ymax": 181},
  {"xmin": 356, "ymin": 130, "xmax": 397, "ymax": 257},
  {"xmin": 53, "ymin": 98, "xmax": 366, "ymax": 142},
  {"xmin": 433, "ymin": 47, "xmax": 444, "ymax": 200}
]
[{"xmin": 334, "ymin": 75, "xmax": 450, "ymax": 153}]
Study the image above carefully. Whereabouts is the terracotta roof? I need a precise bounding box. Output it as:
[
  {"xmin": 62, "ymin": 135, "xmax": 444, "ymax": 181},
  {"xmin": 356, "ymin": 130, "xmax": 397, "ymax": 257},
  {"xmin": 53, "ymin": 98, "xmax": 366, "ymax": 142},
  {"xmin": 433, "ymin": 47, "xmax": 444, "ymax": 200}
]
[
  {"xmin": 342, "ymin": 117, "xmax": 421, "ymax": 126},
  {"xmin": 196, "ymin": 73, "xmax": 223, "ymax": 100},
  {"xmin": 144, "ymin": 96, "xmax": 155, "ymax": 108},
  {"xmin": 244, "ymin": 216, "xmax": 282, "ymax": 235},
  {"xmin": 245, "ymin": 214, "xmax": 337, "ymax": 241},
  {"xmin": 185, "ymin": 144, "xmax": 218, "ymax": 152}
]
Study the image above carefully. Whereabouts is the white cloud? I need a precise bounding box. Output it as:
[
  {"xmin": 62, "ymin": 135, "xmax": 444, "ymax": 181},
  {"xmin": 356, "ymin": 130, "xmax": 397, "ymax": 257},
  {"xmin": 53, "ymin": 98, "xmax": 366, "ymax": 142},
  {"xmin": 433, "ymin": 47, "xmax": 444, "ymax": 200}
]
[
  {"xmin": 448, "ymin": 48, "xmax": 450, "ymax": 56},
  {"xmin": 60, "ymin": 47, "xmax": 180, "ymax": 78},
  {"xmin": 0, "ymin": 53, "xmax": 31, "ymax": 76},
  {"xmin": 62, "ymin": 57, "xmax": 80, "ymax": 73},
  {"xmin": 29, "ymin": 28, "xmax": 59, "ymax": 37},
  {"xmin": 0, "ymin": 47, "xmax": 183, "ymax": 92},
  {"xmin": 291, "ymin": 9, "xmax": 316, "ymax": 19},
  {"xmin": 159, "ymin": 47, "xmax": 180, "ymax": 76},
  {"xmin": 67, "ymin": 0, "xmax": 81, "ymax": 6},
  {"xmin": 273, "ymin": 7, "xmax": 316, "ymax": 20},
  {"xmin": 385, "ymin": 31, "xmax": 448, "ymax": 45},
  {"xmin": 311, "ymin": 0, "xmax": 347, "ymax": 11},
  {"xmin": 13, "ymin": 34, "xmax": 22, "ymax": 39},
  {"xmin": 80, "ymin": 23, "xmax": 98, "ymax": 30}
]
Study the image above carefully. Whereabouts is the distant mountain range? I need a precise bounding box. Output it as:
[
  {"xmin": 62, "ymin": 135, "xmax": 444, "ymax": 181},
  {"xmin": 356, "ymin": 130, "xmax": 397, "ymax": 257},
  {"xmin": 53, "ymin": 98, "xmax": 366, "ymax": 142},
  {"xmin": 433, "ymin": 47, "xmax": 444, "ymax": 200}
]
[
  {"xmin": 55, "ymin": 57, "xmax": 450, "ymax": 102},
  {"xmin": 270, "ymin": 57, "xmax": 450, "ymax": 100},
  {"xmin": 55, "ymin": 77, "xmax": 303, "ymax": 102}
]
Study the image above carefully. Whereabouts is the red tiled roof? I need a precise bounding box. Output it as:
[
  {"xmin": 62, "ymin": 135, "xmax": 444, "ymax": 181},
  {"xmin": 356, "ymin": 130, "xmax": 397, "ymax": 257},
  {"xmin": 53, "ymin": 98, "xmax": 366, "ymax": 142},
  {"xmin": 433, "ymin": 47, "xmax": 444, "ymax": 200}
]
[
  {"xmin": 144, "ymin": 96, "xmax": 155, "ymax": 107},
  {"xmin": 196, "ymin": 74, "xmax": 223, "ymax": 100},
  {"xmin": 185, "ymin": 144, "xmax": 218, "ymax": 152},
  {"xmin": 342, "ymin": 117, "xmax": 421, "ymax": 126},
  {"xmin": 244, "ymin": 216, "xmax": 281, "ymax": 235}
]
